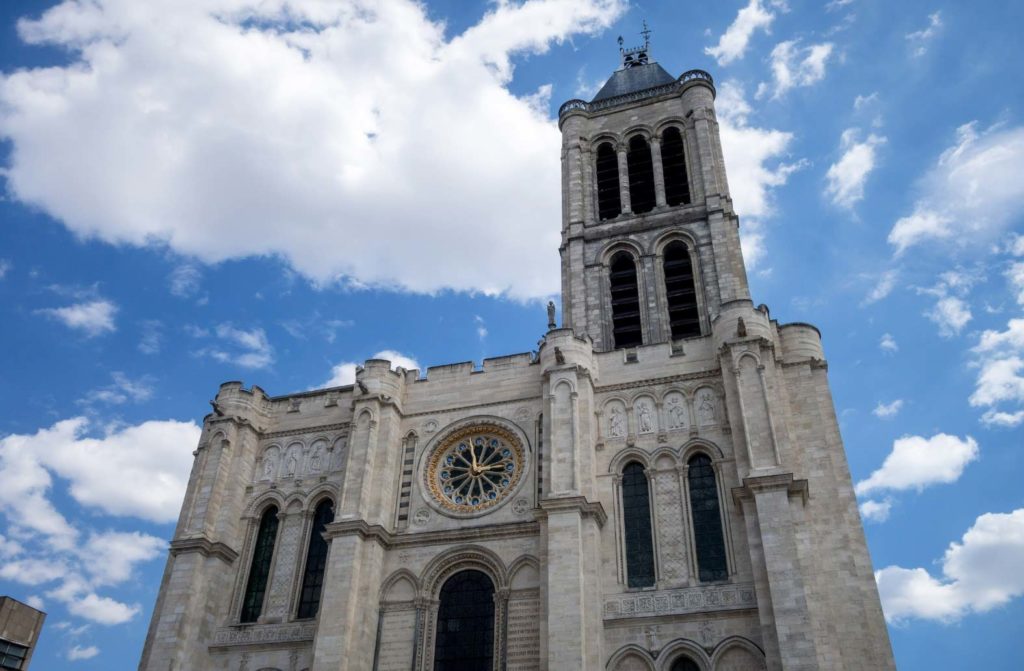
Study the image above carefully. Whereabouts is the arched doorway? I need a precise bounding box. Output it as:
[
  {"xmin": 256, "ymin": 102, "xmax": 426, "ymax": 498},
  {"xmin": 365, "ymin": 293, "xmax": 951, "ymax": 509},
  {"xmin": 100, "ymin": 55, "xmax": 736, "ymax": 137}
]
[
  {"xmin": 670, "ymin": 656, "xmax": 701, "ymax": 671},
  {"xmin": 433, "ymin": 569, "xmax": 495, "ymax": 670}
]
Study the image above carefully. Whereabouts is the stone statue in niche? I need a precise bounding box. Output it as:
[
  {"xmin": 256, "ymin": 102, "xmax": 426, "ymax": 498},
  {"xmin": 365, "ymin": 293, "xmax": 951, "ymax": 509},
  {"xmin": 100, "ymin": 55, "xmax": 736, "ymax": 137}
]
[
  {"xmin": 308, "ymin": 446, "xmax": 322, "ymax": 473},
  {"xmin": 547, "ymin": 300, "xmax": 557, "ymax": 330},
  {"xmin": 608, "ymin": 405, "xmax": 626, "ymax": 438},
  {"xmin": 285, "ymin": 452, "xmax": 298, "ymax": 478},
  {"xmin": 697, "ymin": 390, "xmax": 717, "ymax": 425},
  {"xmin": 665, "ymin": 394, "xmax": 687, "ymax": 430},
  {"xmin": 262, "ymin": 453, "xmax": 277, "ymax": 480},
  {"xmin": 636, "ymin": 400, "xmax": 654, "ymax": 433}
]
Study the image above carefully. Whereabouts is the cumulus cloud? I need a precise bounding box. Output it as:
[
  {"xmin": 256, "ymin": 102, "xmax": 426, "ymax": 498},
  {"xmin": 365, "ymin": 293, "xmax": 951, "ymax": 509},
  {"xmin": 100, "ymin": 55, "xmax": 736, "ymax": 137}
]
[
  {"xmin": 889, "ymin": 122, "xmax": 1024, "ymax": 255},
  {"xmin": 1006, "ymin": 261, "xmax": 1024, "ymax": 306},
  {"xmin": 193, "ymin": 323, "xmax": 274, "ymax": 369},
  {"xmin": 980, "ymin": 409, "xmax": 1024, "ymax": 428},
  {"xmin": 0, "ymin": 0, "xmax": 628, "ymax": 301},
  {"xmin": 876, "ymin": 508, "xmax": 1024, "ymax": 623},
  {"xmin": 168, "ymin": 263, "xmax": 202, "ymax": 298},
  {"xmin": 872, "ymin": 399, "xmax": 903, "ymax": 419},
  {"xmin": 715, "ymin": 81, "xmax": 805, "ymax": 268},
  {"xmin": 0, "ymin": 258, "xmax": 10, "ymax": 279},
  {"xmin": 325, "ymin": 349, "xmax": 420, "ymax": 387},
  {"xmin": 926, "ymin": 296, "xmax": 972, "ymax": 337},
  {"xmin": 36, "ymin": 299, "xmax": 117, "ymax": 337},
  {"xmin": 79, "ymin": 372, "xmax": 155, "ymax": 407},
  {"xmin": 704, "ymin": 0, "xmax": 783, "ymax": 66},
  {"xmin": 826, "ymin": 128, "xmax": 886, "ymax": 208},
  {"xmin": 906, "ymin": 11, "xmax": 943, "ymax": 57},
  {"xmin": 859, "ymin": 499, "xmax": 892, "ymax": 523},
  {"xmin": 756, "ymin": 40, "xmax": 833, "ymax": 100},
  {"xmin": 862, "ymin": 269, "xmax": 898, "ymax": 305},
  {"xmin": 970, "ymin": 318, "xmax": 1024, "ymax": 423},
  {"xmin": 880, "ymin": 332, "xmax": 898, "ymax": 353},
  {"xmin": 64, "ymin": 593, "xmax": 140, "ymax": 626},
  {"xmin": 855, "ymin": 433, "xmax": 978, "ymax": 495}
]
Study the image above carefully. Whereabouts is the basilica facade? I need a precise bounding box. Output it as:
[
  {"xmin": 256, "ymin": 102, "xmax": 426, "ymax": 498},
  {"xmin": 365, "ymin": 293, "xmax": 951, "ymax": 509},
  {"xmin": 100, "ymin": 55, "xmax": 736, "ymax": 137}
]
[{"xmin": 139, "ymin": 42, "xmax": 895, "ymax": 671}]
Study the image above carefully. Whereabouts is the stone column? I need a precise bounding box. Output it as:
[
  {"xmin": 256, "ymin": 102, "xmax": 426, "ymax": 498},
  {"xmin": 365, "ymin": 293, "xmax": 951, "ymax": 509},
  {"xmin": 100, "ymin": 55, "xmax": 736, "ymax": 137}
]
[
  {"xmin": 650, "ymin": 136, "xmax": 667, "ymax": 208},
  {"xmin": 262, "ymin": 507, "xmax": 305, "ymax": 622},
  {"xmin": 653, "ymin": 467, "xmax": 689, "ymax": 586},
  {"xmin": 616, "ymin": 145, "xmax": 632, "ymax": 214}
]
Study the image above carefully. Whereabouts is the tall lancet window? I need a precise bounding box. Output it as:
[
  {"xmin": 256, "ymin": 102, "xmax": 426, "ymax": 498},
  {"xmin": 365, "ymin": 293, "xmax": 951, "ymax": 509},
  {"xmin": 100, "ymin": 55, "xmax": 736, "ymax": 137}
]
[
  {"xmin": 596, "ymin": 142, "xmax": 622, "ymax": 220},
  {"xmin": 663, "ymin": 241, "xmax": 700, "ymax": 339},
  {"xmin": 627, "ymin": 135, "xmax": 656, "ymax": 214},
  {"xmin": 296, "ymin": 499, "xmax": 334, "ymax": 619},
  {"xmin": 661, "ymin": 127, "xmax": 691, "ymax": 206},
  {"xmin": 240, "ymin": 506, "xmax": 279, "ymax": 623},
  {"xmin": 671, "ymin": 657, "xmax": 701, "ymax": 671},
  {"xmin": 622, "ymin": 461, "xmax": 655, "ymax": 588},
  {"xmin": 434, "ymin": 570, "xmax": 495, "ymax": 670},
  {"xmin": 609, "ymin": 252, "xmax": 643, "ymax": 349},
  {"xmin": 687, "ymin": 454, "xmax": 728, "ymax": 582}
]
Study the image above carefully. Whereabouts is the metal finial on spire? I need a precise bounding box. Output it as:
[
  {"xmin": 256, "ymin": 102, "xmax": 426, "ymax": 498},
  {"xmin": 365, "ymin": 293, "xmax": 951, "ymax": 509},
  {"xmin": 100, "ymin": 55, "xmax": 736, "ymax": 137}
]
[
  {"xmin": 640, "ymin": 19, "xmax": 651, "ymax": 49},
  {"xmin": 618, "ymin": 21, "xmax": 651, "ymax": 68}
]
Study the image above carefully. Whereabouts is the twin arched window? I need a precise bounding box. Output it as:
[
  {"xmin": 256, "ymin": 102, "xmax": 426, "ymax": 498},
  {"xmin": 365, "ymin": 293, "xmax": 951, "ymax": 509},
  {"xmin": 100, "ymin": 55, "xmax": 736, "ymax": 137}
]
[
  {"xmin": 609, "ymin": 252, "xmax": 643, "ymax": 349},
  {"xmin": 620, "ymin": 454, "xmax": 727, "ymax": 588},
  {"xmin": 240, "ymin": 498, "xmax": 335, "ymax": 623},
  {"xmin": 595, "ymin": 128, "xmax": 691, "ymax": 220}
]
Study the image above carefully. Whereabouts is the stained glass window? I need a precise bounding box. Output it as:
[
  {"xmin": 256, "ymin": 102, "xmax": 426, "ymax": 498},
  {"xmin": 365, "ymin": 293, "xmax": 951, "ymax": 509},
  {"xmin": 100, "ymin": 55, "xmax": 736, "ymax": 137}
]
[
  {"xmin": 687, "ymin": 454, "xmax": 728, "ymax": 582},
  {"xmin": 670, "ymin": 656, "xmax": 701, "ymax": 671},
  {"xmin": 596, "ymin": 142, "xmax": 622, "ymax": 220},
  {"xmin": 433, "ymin": 570, "xmax": 495, "ymax": 671},
  {"xmin": 622, "ymin": 461, "xmax": 655, "ymax": 588},
  {"xmin": 661, "ymin": 127, "xmax": 691, "ymax": 206},
  {"xmin": 663, "ymin": 241, "xmax": 700, "ymax": 340},
  {"xmin": 296, "ymin": 499, "xmax": 334, "ymax": 619},
  {"xmin": 610, "ymin": 252, "xmax": 643, "ymax": 349},
  {"xmin": 240, "ymin": 505, "xmax": 279, "ymax": 623},
  {"xmin": 627, "ymin": 135, "xmax": 656, "ymax": 214}
]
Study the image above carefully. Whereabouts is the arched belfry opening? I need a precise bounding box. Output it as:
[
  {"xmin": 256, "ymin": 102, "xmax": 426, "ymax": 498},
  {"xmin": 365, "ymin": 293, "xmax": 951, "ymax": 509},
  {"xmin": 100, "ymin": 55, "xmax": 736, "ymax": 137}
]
[
  {"xmin": 609, "ymin": 252, "xmax": 643, "ymax": 349},
  {"xmin": 663, "ymin": 241, "xmax": 700, "ymax": 339},
  {"xmin": 433, "ymin": 569, "xmax": 496, "ymax": 670},
  {"xmin": 661, "ymin": 127, "xmax": 691, "ymax": 206},
  {"xmin": 596, "ymin": 142, "xmax": 622, "ymax": 220},
  {"xmin": 626, "ymin": 135, "xmax": 656, "ymax": 214}
]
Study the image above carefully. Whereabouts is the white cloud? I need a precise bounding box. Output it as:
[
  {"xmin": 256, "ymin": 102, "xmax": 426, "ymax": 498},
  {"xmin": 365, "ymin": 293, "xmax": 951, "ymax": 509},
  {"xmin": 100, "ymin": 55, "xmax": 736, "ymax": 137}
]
[
  {"xmin": 880, "ymin": 332, "xmax": 898, "ymax": 353},
  {"xmin": 0, "ymin": 0, "xmax": 627, "ymax": 301},
  {"xmin": 826, "ymin": 128, "xmax": 886, "ymax": 208},
  {"xmin": 194, "ymin": 323, "xmax": 274, "ymax": 369},
  {"xmin": 926, "ymin": 296, "xmax": 972, "ymax": 337},
  {"xmin": 859, "ymin": 499, "xmax": 892, "ymax": 523},
  {"xmin": 325, "ymin": 349, "xmax": 420, "ymax": 387},
  {"xmin": 980, "ymin": 409, "xmax": 1024, "ymax": 428},
  {"xmin": 79, "ymin": 372, "xmax": 155, "ymax": 407},
  {"xmin": 862, "ymin": 269, "xmax": 898, "ymax": 305},
  {"xmin": 715, "ymin": 81, "xmax": 805, "ymax": 268},
  {"xmin": 855, "ymin": 433, "xmax": 978, "ymax": 495},
  {"xmin": 906, "ymin": 11, "xmax": 943, "ymax": 57},
  {"xmin": 704, "ymin": 0, "xmax": 780, "ymax": 66},
  {"xmin": 36, "ymin": 299, "xmax": 117, "ymax": 337},
  {"xmin": 79, "ymin": 531, "xmax": 165, "ymax": 586},
  {"xmin": 25, "ymin": 595, "xmax": 45, "ymax": 610},
  {"xmin": 872, "ymin": 399, "xmax": 904, "ymax": 419},
  {"xmin": 474, "ymin": 315, "xmax": 488, "ymax": 340},
  {"xmin": 138, "ymin": 320, "xmax": 163, "ymax": 355},
  {"xmin": 0, "ymin": 416, "xmax": 199, "ymax": 526},
  {"xmin": 64, "ymin": 593, "xmax": 139, "ymax": 626},
  {"xmin": 889, "ymin": 122, "xmax": 1024, "ymax": 254},
  {"xmin": 168, "ymin": 263, "xmax": 201, "ymax": 298},
  {"xmin": 0, "ymin": 258, "xmax": 10, "ymax": 279},
  {"xmin": 756, "ymin": 40, "xmax": 833, "ymax": 100},
  {"xmin": 1006, "ymin": 261, "xmax": 1024, "ymax": 306},
  {"xmin": 876, "ymin": 508, "xmax": 1024, "ymax": 623},
  {"xmin": 853, "ymin": 92, "xmax": 878, "ymax": 110},
  {"xmin": 68, "ymin": 645, "xmax": 100, "ymax": 661}
]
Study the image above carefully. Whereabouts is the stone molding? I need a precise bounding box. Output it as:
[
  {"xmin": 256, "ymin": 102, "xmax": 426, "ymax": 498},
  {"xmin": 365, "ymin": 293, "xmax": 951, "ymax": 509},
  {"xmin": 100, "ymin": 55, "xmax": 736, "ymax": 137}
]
[
  {"xmin": 537, "ymin": 496, "xmax": 608, "ymax": 527},
  {"xmin": 594, "ymin": 368, "xmax": 722, "ymax": 394},
  {"xmin": 169, "ymin": 537, "xmax": 238, "ymax": 564},
  {"xmin": 602, "ymin": 582, "xmax": 756, "ymax": 621},
  {"xmin": 323, "ymin": 519, "xmax": 541, "ymax": 549},
  {"xmin": 210, "ymin": 622, "xmax": 316, "ymax": 648},
  {"xmin": 731, "ymin": 473, "xmax": 809, "ymax": 505},
  {"xmin": 262, "ymin": 422, "xmax": 351, "ymax": 441},
  {"xmin": 402, "ymin": 394, "xmax": 542, "ymax": 419}
]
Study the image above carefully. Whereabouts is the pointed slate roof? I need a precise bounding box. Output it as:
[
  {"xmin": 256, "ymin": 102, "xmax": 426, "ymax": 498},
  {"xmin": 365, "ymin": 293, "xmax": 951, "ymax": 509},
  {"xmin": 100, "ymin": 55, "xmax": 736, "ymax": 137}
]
[{"xmin": 590, "ymin": 61, "xmax": 676, "ymax": 103}]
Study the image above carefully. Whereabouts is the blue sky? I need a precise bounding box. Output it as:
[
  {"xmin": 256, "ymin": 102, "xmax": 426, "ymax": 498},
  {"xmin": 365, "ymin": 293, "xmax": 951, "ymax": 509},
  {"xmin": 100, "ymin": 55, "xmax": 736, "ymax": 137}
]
[{"xmin": 0, "ymin": 0, "xmax": 1022, "ymax": 668}]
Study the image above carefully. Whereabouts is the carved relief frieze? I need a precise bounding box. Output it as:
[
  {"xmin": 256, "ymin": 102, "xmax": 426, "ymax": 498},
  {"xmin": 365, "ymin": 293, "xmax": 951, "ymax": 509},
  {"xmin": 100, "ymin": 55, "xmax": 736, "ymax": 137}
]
[
  {"xmin": 602, "ymin": 582, "xmax": 755, "ymax": 620},
  {"xmin": 211, "ymin": 622, "xmax": 316, "ymax": 648}
]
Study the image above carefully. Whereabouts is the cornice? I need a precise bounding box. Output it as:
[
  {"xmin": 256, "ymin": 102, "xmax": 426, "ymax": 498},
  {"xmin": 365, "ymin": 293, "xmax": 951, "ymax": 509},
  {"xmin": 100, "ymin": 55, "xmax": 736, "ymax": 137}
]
[
  {"xmin": 169, "ymin": 537, "xmax": 239, "ymax": 564},
  {"xmin": 537, "ymin": 496, "xmax": 608, "ymax": 527},
  {"xmin": 593, "ymin": 368, "xmax": 721, "ymax": 394}
]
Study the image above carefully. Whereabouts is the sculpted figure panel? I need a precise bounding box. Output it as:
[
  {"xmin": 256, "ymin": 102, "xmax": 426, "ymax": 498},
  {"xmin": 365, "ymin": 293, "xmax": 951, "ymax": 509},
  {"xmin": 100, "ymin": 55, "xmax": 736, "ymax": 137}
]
[
  {"xmin": 664, "ymin": 392, "xmax": 688, "ymax": 431},
  {"xmin": 635, "ymin": 398, "xmax": 656, "ymax": 434},
  {"xmin": 607, "ymin": 401, "xmax": 627, "ymax": 439},
  {"xmin": 696, "ymin": 389, "xmax": 717, "ymax": 426}
]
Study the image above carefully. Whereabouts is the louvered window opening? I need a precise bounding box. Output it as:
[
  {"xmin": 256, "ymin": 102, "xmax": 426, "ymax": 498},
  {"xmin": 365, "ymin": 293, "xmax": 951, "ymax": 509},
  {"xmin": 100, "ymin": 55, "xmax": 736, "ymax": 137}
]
[
  {"xmin": 536, "ymin": 413, "xmax": 544, "ymax": 498},
  {"xmin": 397, "ymin": 434, "xmax": 417, "ymax": 524},
  {"xmin": 622, "ymin": 462, "xmax": 655, "ymax": 588},
  {"xmin": 661, "ymin": 127, "xmax": 691, "ymax": 206},
  {"xmin": 596, "ymin": 142, "xmax": 622, "ymax": 220},
  {"xmin": 296, "ymin": 499, "xmax": 334, "ymax": 619},
  {"xmin": 663, "ymin": 241, "xmax": 700, "ymax": 339},
  {"xmin": 433, "ymin": 570, "xmax": 495, "ymax": 671},
  {"xmin": 240, "ymin": 506, "xmax": 279, "ymax": 623},
  {"xmin": 610, "ymin": 252, "xmax": 643, "ymax": 349},
  {"xmin": 627, "ymin": 135, "xmax": 656, "ymax": 214},
  {"xmin": 688, "ymin": 455, "xmax": 728, "ymax": 582}
]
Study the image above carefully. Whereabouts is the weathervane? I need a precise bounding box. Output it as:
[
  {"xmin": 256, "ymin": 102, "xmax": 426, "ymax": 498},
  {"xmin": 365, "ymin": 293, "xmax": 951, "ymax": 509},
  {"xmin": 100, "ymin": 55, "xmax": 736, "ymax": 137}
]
[{"xmin": 618, "ymin": 20, "xmax": 651, "ymax": 68}]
